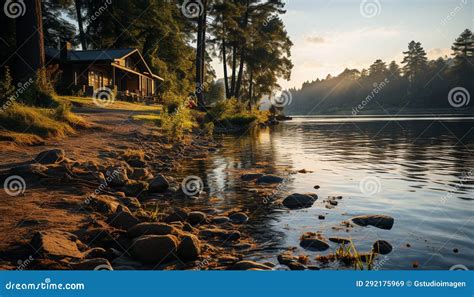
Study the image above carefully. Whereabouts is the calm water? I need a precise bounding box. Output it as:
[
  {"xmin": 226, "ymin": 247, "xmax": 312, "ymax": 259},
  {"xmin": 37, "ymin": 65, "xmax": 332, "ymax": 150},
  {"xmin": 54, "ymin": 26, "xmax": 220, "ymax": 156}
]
[{"xmin": 176, "ymin": 117, "xmax": 474, "ymax": 270}]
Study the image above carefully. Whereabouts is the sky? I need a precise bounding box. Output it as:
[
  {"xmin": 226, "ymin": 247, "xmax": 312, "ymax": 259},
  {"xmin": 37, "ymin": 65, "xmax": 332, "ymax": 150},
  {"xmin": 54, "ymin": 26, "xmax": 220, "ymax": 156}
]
[{"xmin": 210, "ymin": 0, "xmax": 473, "ymax": 91}]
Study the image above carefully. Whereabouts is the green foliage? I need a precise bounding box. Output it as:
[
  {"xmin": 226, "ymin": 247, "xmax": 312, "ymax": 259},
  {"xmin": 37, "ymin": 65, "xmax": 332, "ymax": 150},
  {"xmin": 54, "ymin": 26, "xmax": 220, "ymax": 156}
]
[
  {"xmin": 160, "ymin": 99, "xmax": 196, "ymax": 141},
  {"xmin": 0, "ymin": 66, "xmax": 15, "ymax": 106},
  {"xmin": 207, "ymin": 98, "xmax": 262, "ymax": 128}
]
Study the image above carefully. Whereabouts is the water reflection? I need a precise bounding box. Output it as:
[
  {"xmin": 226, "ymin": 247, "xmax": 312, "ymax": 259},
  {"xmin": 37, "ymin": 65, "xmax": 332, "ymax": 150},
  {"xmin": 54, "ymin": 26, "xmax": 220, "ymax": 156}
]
[{"xmin": 175, "ymin": 117, "xmax": 474, "ymax": 269}]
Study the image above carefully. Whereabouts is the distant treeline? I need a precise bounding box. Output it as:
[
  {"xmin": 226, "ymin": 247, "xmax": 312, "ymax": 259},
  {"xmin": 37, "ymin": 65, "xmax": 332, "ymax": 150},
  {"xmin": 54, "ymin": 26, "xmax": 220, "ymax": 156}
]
[{"xmin": 285, "ymin": 29, "xmax": 474, "ymax": 115}]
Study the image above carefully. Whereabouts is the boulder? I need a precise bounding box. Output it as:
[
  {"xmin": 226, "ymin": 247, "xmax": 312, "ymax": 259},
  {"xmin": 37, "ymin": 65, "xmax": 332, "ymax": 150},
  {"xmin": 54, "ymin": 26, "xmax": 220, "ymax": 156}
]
[
  {"xmin": 351, "ymin": 215, "xmax": 394, "ymax": 230},
  {"xmin": 282, "ymin": 193, "xmax": 318, "ymax": 209},
  {"xmin": 35, "ymin": 149, "xmax": 65, "ymax": 165},
  {"xmin": 122, "ymin": 181, "xmax": 148, "ymax": 196},
  {"xmin": 130, "ymin": 235, "xmax": 179, "ymax": 263},
  {"xmin": 148, "ymin": 174, "xmax": 170, "ymax": 193},
  {"xmin": 130, "ymin": 168, "xmax": 152, "ymax": 180},
  {"xmin": 231, "ymin": 261, "xmax": 272, "ymax": 270},
  {"xmin": 286, "ymin": 261, "xmax": 307, "ymax": 270},
  {"xmin": 372, "ymin": 240, "xmax": 393, "ymax": 255},
  {"xmin": 10, "ymin": 164, "xmax": 47, "ymax": 177},
  {"xmin": 277, "ymin": 252, "xmax": 298, "ymax": 266},
  {"xmin": 127, "ymin": 159, "xmax": 147, "ymax": 168},
  {"xmin": 177, "ymin": 234, "xmax": 201, "ymax": 261},
  {"xmin": 31, "ymin": 230, "xmax": 83, "ymax": 259},
  {"xmin": 83, "ymin": 247, "xmax": 108, "ymax": 259},
  {"xmin": 241, "ymin": 173, "xmax": 264, "ymax": 181},
  {"xmin": 229, "ymin": 212, "xmax": 249, "ymax": 224},
  {"xmin": 107, "ymin": 205, "xmax": 140, "ymax": 230},
  {"xmin": 127, "ymin": 223, "xmax": 176, "ymax": 238},
  {"xmin": 256, "ymin": 175, "xmax": 284, "ymax": 184},
  {"xmin": 187, "ymin": 211, "xmax": 207, "ymax": 225}
]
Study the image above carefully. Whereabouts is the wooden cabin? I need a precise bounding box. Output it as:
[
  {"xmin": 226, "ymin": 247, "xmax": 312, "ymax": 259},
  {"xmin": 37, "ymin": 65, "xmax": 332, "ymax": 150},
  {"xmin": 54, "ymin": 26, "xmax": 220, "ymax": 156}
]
[{"xmin": 45, "ymin": 42, "xmax": 163, "ymax": 102}]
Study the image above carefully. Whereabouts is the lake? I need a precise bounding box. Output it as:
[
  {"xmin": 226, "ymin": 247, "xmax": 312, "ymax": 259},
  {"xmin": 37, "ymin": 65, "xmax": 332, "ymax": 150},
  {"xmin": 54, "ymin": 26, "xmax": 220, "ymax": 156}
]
[{"xmin": 175, "ymin": 117, "xmax": 474, "ymax": 270}]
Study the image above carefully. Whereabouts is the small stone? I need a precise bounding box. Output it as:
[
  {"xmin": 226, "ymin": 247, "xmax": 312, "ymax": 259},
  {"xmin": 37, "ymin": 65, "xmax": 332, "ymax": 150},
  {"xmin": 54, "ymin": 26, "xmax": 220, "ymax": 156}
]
[
  {"xmin": 165, "ymin": 209, "xmax": 189, "ymax": 223},
  {"xmin": 283, "ymin": 193, "xmax": 318, "ymax": 209},
  {"xmin": 286, "ymin": 261, "xmax": 307, "ymax": 270},
  {"xmin": 200, "ymin": 228, "xmax": 241, "ymax": 241},
  {"xmin": 107, "ymin": 205, "xmax": 140, "ymax": 230},
  {"xmin": 372, "ymin": 240, "xmax": 393, "ymax": 255},
  {"xmin": 148, "ymin": 174, "xmax": 170, "ymax": 193},
  {"xmin": 318, "ymin": 215, "xmax": 325, "ymax": 220},
  {"xmin": 453, "ymin": 248, "xmax": 459, "ymax": 253},
  {"xmin": 187, "ymin": 211, "xmax": 207, "ymax": 225},
  {"xmin": 211, "ymin": 216, "xmax": 230, "ymax": 224},
  {"xmin": 351, "ymin": 215, "xmax": 394, "ymax": 230},
  {"xmin": 314, "ymin": 185, "xmax": 320, "ymax": 189},
  {"xmin": 256, "ymin": 175, "xmax": 284, "ymax": 184},
  {"xmin": 241, "ymin": 174, "xmax": 264, "ymax": 181},
  {"xmin": 300, "ymin": 233, "xmax": 330, "ymax": 251},
  {"xmin": 229, "ymin": 212, "xmax": 249, "ymax": 224},
  {"xmin": 231, "ymin": 261, "xmax": 272, "ymax": 270},
  {"xmin": 277, "ymin": 252, "xmax": 298, "ymax": 266},
  {"xmin": 35, "ymin": 149, "xmax": 65, "ymax": 165}
]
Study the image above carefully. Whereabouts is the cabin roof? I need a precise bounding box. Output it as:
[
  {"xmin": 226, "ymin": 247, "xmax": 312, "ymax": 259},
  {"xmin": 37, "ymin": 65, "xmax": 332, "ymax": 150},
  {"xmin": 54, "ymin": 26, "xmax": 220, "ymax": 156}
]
[{"xmin": 45, "ymin": 47, "xmax": 137, "ymax": 62}]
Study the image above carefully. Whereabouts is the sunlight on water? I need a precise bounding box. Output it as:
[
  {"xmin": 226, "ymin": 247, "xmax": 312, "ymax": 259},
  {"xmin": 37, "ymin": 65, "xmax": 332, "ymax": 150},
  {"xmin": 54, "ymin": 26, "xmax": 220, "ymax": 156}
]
[{"xmin": 175, "ymin": 117, "xmax": 474, "ymax": 270}]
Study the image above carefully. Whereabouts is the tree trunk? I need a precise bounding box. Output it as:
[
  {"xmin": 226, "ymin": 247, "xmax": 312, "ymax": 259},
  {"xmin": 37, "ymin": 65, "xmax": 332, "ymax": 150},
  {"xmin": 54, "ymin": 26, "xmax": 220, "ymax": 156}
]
[
  {"xmin": 15, "ymin": 0, "xmax": 45, "ymax": 81},
  {"xmin": 248, "ymin": 69, "xmax": 253, "ymax": 110},
  {"xmin": 195, "ymin": 2, "xmax": 204, "ymax": 109},
  {"xmin": 222, "ymin": 38, "xmax": 230, "ymax": 99},
  {"xmin": 234, "ymin": 0, "xmax": 250, "ymax": 100},
  {"xmin": 230, "ymin": 45, "xmax": 237, "ymax": 97},
  {"xmin": 200, "ymin": 0, "xmax": 207, "ymax": 86},
  {"xmin": 75, "ymin": 0, "xmax": 87, "ymax": 50}
]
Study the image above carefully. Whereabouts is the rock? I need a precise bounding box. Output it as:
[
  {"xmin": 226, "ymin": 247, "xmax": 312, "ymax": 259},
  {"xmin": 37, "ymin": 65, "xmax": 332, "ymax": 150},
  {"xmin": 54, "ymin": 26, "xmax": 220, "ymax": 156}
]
[
  {"xmin": 127, "ymin": 159, "xmax": 147, "ymax": 168},
  {"xmin": 187, "ymin": 211, "xmax": 207, "ymax": 225},
  {"xmin": 130, "ymin": 168, "xmax": 152, "ymax": 180},
  {"xmin": 372, "ymin": 240, "xmax": 392, "ymax": 255},
  {"xmin": 10, "ymin": 164, "xmax": 47, "ymax": 177},
  {"xmin": 177, "ymin": 234, "xmax": 201, "ymax": 261},
  {"xmin": 351, "ymin": 215, "xmax": 394, "ymax": 230},
  {"xmin": 119, "ymin": 197, "xmax": 141, "ymax": 211},
  {"xmin": 200, "ymin": 228, "xmax": 241, "ymax": 241},
  {"xmin": 107, "ymin": 205, "xmax": 140, "ymax": 230},
  {"xmin": 282, "ymin": 193, "xmax": 318, "ymax": 209},
  {"xmin": 130, "ymin": 235, "xmax": 179, "ymax": 263},
  {"xmin": 211, "ymin": 216, "xmax": 230, "ymax": 224},
  {"xmin": 87, "ymin": 195, "xmax": 121, "ymax": 214},
  {"xmin": 256, "ymin": 175, "xmax": 284, "ymax": 184},
  {"xmin": 314, "ymin": 185, "xmax": 320, "ymax": 189},
  {"xmin": 31, "ymin": 230, "xmax": 83, "ymax": 259},
  {"xmin": 83, "ymin": 248, "xmax": 108, "ymax": 259},
  {"xmin": 286, "ymin": 261, "xmax": 307, "ymax": 270},
  {"xmin": 127, "ymin": 223, "xmax": 176, "ymax": 238},
  {"xmin": 329, "ymin": 200, "xmax": 338, "ymax": 206},
  {"xmin": 45, "ymin": 164, "xmax": 73, "ymax": 178},
  {"xmin": 329, "ymin": 237, "xmax": 351, "ymax": 245},
  {"xmin": 165, "ymin": 209, "xmax": 189, "ymax": 223},
  {"xmin": 122, "ymin": 181, "xmax": 148, "ymax": 196},
  {"xmin": 300, "ymin": 233, "xmax": 330, "ymax": 251},
  {"xmin": 106, "ymin": 166, "xmax": 129, "ymax": 187},
  {"xmin": 71, "ymin": 258, "xmax": 112, "ymax": 270},
  {"xmin": 318, "ymin": 215, "xmax": 325, "ymax": 220},
  {"xmin": 241, "ymin": 173, "xmax": 264, "ymax": 181},
  {"xmin": 277, "ymin": 252, "xmax": 298, "ymax": 266},
  {"xmin": 231, "ymin": 261, "xmax": 272, "ymax": 270},
  {"xmin": 35, "ymin": 149, "xmax": 65, "ymax": 165},
  {"xmin": 148, "ymin": 174, "xmax": 170, "ymax": 193},
  {"xmin": 229, "ymin": 212, "xmax": 249, "ymax": 224}
]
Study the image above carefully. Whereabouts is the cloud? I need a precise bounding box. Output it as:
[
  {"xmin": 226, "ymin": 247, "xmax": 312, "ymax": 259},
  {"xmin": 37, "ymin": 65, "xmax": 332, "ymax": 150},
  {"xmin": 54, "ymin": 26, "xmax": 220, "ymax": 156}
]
[
  {"xmin": 305, "ymin": 36, "xmax": 326, "ymax": 44},
  {"xmin": 427, "ymin": 48, "xmax": 452, "ymax": 59}
]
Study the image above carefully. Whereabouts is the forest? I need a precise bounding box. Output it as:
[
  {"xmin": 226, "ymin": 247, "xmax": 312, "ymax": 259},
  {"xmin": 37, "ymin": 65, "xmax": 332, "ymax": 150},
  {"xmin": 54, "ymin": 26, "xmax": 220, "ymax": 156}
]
[
  {"xmin": 0, "ymin": 0, "xmax": 293, "ymax": 109},
  {"xmin": 285, "ymin": 29, "xmax": 474, "ymax": 115}
]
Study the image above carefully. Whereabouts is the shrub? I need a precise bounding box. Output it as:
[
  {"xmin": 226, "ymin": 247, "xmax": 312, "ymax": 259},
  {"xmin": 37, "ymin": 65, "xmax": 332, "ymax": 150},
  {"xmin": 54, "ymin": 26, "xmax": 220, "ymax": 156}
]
[
  {"xmin": 0, "ymin": 66, "xmax": 15, "ymax": 106},
  {"xmin": 160, "ymin": 98, "xmax": 196, "ymax": 141}
]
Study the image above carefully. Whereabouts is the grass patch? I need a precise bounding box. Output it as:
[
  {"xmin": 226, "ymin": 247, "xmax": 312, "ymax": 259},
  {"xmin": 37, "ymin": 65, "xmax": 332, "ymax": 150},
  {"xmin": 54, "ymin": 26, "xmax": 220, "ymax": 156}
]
[
  {"xmin": 131, "ymin": 114, "xmax": 162, "ymax": 124},
  {"xmin": 57, "ymin": 96, "xmax": 162, "ymax": 112},
  {"xmin": 0, "ymin": 130, "xmax": 45, "ymax": 145},
  {"xmin": 122, "ymin": 149, "xmax": 145, "ymax": 162}
]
